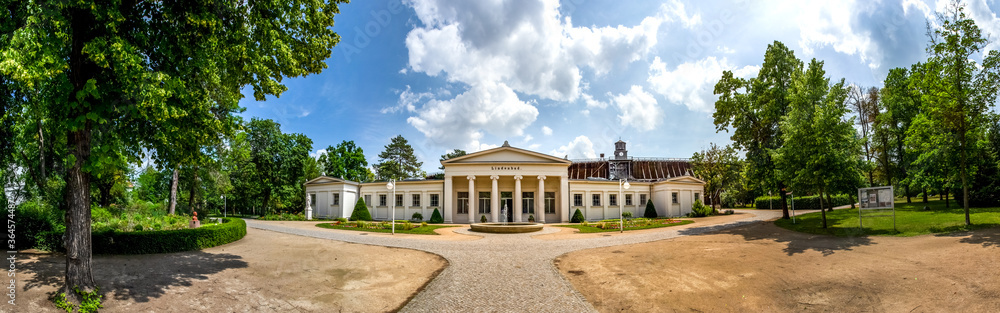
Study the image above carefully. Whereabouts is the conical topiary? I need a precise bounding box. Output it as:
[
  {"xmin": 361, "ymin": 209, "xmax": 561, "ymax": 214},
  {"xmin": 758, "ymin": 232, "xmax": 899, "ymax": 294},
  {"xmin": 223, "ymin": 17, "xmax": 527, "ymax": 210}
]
[
  {"xmin": 643, "ymin": 199, "xmax": 657, "ymax": 218},
  {"xmin": 429, "ymin": 208, "xmax": 444, "ymax": 223},
  {"xmin": 571, "ymin": 209, "xmax": 586, "ymax": 223},
  {"xmin": 350, "ymin": 198, "xmax": 373, "ymax": 221}
]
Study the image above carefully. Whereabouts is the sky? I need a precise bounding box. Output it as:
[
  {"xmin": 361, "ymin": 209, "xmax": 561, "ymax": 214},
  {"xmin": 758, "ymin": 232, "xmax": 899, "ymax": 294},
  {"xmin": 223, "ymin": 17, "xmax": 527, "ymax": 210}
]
[{"xmin": 238, "ymin": 0, "xmax": 1000, "ymax": 174}]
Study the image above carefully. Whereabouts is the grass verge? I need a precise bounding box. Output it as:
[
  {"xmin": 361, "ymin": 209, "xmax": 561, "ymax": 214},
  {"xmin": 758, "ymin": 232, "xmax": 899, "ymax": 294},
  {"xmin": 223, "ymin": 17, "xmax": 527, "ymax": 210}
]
[
  {"xmin": 556, "ymin": 219, "xmax": 694, "ymax": 233},
  {"xmin": 316, "ymin": 222, "xmax": 455, "ymax": 235},
  {"xmin": 775, "ymin": 198, "xmax": 1000, "ymax": 237}
]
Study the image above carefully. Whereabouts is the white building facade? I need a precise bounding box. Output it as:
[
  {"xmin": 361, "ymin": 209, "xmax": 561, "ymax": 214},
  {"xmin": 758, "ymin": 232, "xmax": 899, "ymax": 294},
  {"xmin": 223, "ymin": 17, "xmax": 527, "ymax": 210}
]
[{"xmin": 304, "ymin": 141, "xmax": 705, "ymax": 223}]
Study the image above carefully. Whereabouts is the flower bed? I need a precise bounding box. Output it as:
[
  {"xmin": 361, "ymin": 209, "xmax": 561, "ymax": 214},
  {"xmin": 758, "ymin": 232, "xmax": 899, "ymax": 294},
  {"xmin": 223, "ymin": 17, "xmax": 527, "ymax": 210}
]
[
  {"xmin": 91, "ymin": 217, "xmax": 247, "ymax": 254},
  {"xmin": 316, "ymin": 220, "xmax": 453, "ymax": 235},
  {"xmin": 559, "ymin": 218, "xmax": 694, "ymax": 233}
]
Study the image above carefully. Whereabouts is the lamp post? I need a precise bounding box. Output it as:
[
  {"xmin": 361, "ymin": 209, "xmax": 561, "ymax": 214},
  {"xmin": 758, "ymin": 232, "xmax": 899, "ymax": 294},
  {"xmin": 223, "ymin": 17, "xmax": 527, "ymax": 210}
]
[
  {"xmin": 222, "ymin": 194, "xmax": 226, "ymax": 218},
  {"xmin": 387, "ymin": 179, "xmax": 396, "ymax": 235},
  {"xmin": 619, "ymin": 179, "xmax": 630, "ymax": 233}
]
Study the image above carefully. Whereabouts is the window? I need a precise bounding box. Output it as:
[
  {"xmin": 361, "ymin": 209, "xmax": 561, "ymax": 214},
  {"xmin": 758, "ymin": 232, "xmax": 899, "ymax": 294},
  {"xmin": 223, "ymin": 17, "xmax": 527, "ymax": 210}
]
[
  {"xmin": 545, "ymin": 192, "xmax": 556, "ymax": 214},
  {"xmin": 457, "ymin": 192, "xmax": 469, "ymax": 214},
  {"xmin": 379, "ymin": 194, "xmax": 387, "ymax": 206},
  {"xmin": 309, "ymin": 194, "xmax": 316, "ymax": 207},
  {"xmin": 592, "ymin": 194, "xmax": 601, "ymax": 206},
  {"xmin": 609, "ymin": 194, "xmax": 617, "ymax": 206},
  {"xmin": 412, "ymin": 194, "xmax": 421, "ymax": 207},
  {"xmin": 522, "ymin": 192, "xmax": 534, "ymax": 214},
  {"xmin": 332, "ymin": 193, "xmax": 340, "ymax": 206},
  {"xmin": 671, "ymin": 192, "xmax": 678, "ymax": 204},
  {"xmin": 573, "ymin": 194, "xmax": 583, "ymax": 206},
  {"xmin": 395, "ymin": 194, "xmax": 404, "ymax": 207},
  {"xmin": 640, "ymin": 194, "xmax": 647, "ymax": 205},
  {"xmin": 479, "ymin": 192, "xmax": 491, "ymax": 213},
  {"xmin": 430, "ymin": 194, "xmax": 439, "ymax": 207},
  {"xmin": 625, "ymin": 194, "xmax": 633, "ymax": 206},
  {"xmin": 365, "ymin": 195, "xmax": 372, "ymax": 206},
  {"xmin": 695, "ymin": 193, "xmax": 701, "ymax": 203}
]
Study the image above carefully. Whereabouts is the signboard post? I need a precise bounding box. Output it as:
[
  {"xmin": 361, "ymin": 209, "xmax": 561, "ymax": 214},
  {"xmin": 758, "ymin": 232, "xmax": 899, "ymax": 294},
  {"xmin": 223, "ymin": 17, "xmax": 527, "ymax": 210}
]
[{"xmin": 858, "ymin": 186, "xmax": 895, "ymax": 231}]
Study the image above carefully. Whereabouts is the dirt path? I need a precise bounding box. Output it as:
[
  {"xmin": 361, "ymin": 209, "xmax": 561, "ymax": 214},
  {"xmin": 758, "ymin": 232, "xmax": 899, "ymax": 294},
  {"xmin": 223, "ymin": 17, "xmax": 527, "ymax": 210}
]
[
  {"xmin": 11, "ymin": 227, "xmax": 446, "ymax": 313},
  {"xmin": 557, "ymin": 220, "xmax": 1000, "ymax": 312}
]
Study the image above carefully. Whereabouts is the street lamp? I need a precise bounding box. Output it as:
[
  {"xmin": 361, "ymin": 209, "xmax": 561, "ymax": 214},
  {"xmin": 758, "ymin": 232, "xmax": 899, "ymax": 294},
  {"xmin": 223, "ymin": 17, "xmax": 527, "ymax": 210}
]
[
  {"xmin": 222, "ymin": 194, "xmax": 226, "ymax": 218},
  {"xmin": 619, "ymin": 179, "xmax": 630, "ymax": 233},
  {"xmin": 387, "ymin": 179, "xmax": 396, "ymax": 235}
]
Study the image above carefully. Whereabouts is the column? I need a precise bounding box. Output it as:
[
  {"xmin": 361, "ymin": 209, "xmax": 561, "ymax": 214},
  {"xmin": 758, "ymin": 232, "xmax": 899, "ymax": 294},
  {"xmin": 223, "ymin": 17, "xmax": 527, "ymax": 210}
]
[
  {"xmin": 468, "ymin": 175, "xmax": 476, "ymax": 223},
  {"xmin": 443, "ymin": 177, "xmax": 453, "ymax": 223},
  {"xmin": 490, "ymin": 175, "xmax": 499, "ymax": 222},
  {"xmin": 421, "ymin": 191, "xmax": 428, "ymax": 221},
  {"xmin": 513, "ymin": 175, "xmax": 523, "ymax": 222},
  {"xmin": 560, "ymin": 175, "xmax": 570, "ymax": 222},
  {"xmin": 537, "ymin": 176, "xmax": 546, "ymax": 223}
]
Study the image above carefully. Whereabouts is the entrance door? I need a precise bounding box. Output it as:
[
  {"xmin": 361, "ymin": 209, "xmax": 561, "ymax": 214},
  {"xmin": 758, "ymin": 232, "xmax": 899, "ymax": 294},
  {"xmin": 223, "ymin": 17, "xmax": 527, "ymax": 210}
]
[{"xmin": 500, "ymin": 192, "xmax": 514, "ymax": 222}]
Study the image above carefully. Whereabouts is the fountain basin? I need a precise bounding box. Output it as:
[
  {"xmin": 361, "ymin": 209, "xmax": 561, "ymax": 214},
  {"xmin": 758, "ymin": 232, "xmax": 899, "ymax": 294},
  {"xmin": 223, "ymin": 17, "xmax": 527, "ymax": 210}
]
[{"xmin": 470, "ymin": 222, "xmax": 544, "ymax": 233}]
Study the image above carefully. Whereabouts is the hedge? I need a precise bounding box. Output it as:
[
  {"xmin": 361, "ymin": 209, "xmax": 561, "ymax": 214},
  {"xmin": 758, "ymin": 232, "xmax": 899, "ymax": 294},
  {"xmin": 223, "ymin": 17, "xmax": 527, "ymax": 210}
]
[
  {"xmin": 429, "ymin": 208, "xmax": 444, "ymax": 223},
  {"xmin": 91, "ymin": 217, "xmax": 247, "ymax": 255},
  {"xmin": 754, "ymin": 194, "xmax": 852, "ymax": 211}
]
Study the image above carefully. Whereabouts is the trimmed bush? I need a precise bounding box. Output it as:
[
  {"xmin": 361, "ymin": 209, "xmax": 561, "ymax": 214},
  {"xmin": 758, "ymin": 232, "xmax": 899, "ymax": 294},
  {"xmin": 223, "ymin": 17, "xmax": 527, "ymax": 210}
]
[
  {"xmin": 349, "ymin": 198, "xmax": 373, "ymax": 221},
  {"xmin": 91, "ymin": 218, "xmax": 247, "ymax": 254},
  {"xmin": 411, "ymin": 212, "xmax": 424, "ymax": 221},
  {"xmin": 480, "ymin": 215, "xmax": 487, "ymax": 223},
  {"xmin": 754, "ymin": 194, "xmax": 852, "ymax": 210},
  {"xmin": 621, "ymin": 211, "xmax": 633, "ymax": 219},
  {"xmin": 571, "ymin": 209, "xmax": 586, "ymax": 223},
  {"xmin": 429, "ymin": 208, "xmax": 444, "ymax": 223},
  {"xmin": 690, "ymin": 200, "xmax": 713, "ymax": 217},
  {"xmin": 528, "ymin": 214, "xmax": 535, "ymax": 222},
  {"xmin": 643, "ymin": 199, "xmax": 657, "ymax": 218}
]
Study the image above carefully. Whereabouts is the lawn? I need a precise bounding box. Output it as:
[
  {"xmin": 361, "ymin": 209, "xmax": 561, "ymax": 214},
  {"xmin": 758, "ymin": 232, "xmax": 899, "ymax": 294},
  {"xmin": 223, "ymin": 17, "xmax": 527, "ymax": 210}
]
[
  {"xmin": 557, "ymin": 218, "xmax": 694, "ymax": 233},
  {"xmin": 775, "ymin": 198, "xmax": 1000, "ymax": 237},
  {"xmin": 316, "ymin": 221, "xmax": 456, "ymax": 235}
]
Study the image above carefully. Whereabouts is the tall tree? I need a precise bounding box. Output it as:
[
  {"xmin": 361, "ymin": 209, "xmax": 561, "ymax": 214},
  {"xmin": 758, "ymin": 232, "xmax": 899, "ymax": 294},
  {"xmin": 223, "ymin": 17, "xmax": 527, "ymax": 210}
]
[
  {"xmin": 773, "ymin": 59, "xmax": 859, "ymax": 228},
  {"xmin": 323, "ymin": 140, "xmax": 372, "ymax": 182},
  {"xmin": 0, "ymin": 0, "xmax": 346, "ymax": 301},
  {"xmin": 915, "ymin": 1, "xmax": 1000, "ymax": 225},
  {"xmin": 691, "ymin": 143, "xmax": 741, "ymax": 210},
  {"xmin": 247, "ymin": 118, "xmax": 313, "ymax": 214},
  {"xmin": 439, "ymin": 149, "xmax": 467, "ymax": 169},
  {"xmin": 714, "ymin": 40, "xmax": 802, "ymax": 219},
  {"xmin": 876, "ymin": 66, "xmax": 922, "ymax": 201},
  {"xmin": 375, "ymin": 135, "xmax": 423, "ymax": 180},
  {"xmin": 847, "ymin": 85, "xmax": 880, "ymax": 186}
]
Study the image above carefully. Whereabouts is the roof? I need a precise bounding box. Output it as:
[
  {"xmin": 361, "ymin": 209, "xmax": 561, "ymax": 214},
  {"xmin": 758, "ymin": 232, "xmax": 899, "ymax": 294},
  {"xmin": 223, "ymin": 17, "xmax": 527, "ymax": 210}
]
[
  {"xmin": 567, "ymin": 158, "xmax": 695, "ymax": 181},
  {"xmin": 441, "ymin": 144, "xmax": 572, "ymax": 165},
  {"xmin": 304, "ymin": 176, "xmax": 359, "ymax": 185}
]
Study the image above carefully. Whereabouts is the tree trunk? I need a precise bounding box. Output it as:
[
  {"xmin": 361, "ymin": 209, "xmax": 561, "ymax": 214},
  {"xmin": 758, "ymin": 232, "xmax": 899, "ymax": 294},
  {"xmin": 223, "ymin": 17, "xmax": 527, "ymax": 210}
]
[
  {"xmin": 939, "ymin": 190, "xmax": 943, "ymax": 201},
  {"xmin": 819, "ymin": 190, "xmax": 828, "ymax": 229},
  {"xmin": 945, "ymin": 190, "xmax": 950, "ymax": 208},
  {"xmin": 850, "ymin": 193, "xmax": 856, "ymax": 209},
  {"xmin": 922, "ymin": 187, "xmax": 928, "ymax": 203},
  {"xmin": 778, "ymin": 185, "xmax": 790, "ymax": 219},
  {"xmin": 905, "ymin": 185, "xmax": 911, "ymax": 203},
  {"xmin": 98, "ymin": 183, "xmax": 112, "ymax": 207},
  {"xmin": 64, "ymin": 124, "xmax": 96, "ymax": 297},
  {"xmin": 38, "ymin": 119, "xmax": 45, "ymax": 183},
  {"xmin": 187, "ymin": 167, "xmax": 199, "ymax": 213},
  {"xmin": 825, "ymin": 193, "xmax": 834, "ymax": 212},
  {"xmin": 168, "ymin": 167, "xmax": 179, "ymax": 215}
]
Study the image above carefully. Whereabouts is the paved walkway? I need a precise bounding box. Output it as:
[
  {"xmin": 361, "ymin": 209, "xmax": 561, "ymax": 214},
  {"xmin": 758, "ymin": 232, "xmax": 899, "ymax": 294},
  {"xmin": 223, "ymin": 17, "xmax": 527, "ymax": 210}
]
[{"xmin": 245, "ymin": 210, "xmax": 792, "ymax": 312}]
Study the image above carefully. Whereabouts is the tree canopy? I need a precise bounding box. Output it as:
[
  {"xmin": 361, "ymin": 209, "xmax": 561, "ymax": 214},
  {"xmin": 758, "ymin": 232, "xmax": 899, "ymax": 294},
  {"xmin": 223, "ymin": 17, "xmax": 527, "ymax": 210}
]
[
  {"xmin": 323, "ymin": 140, "xmax": 372, "ymax": 182},
  {"xmin": 375, "ymin": 135, "xmax": 424, "ymax": 180}
]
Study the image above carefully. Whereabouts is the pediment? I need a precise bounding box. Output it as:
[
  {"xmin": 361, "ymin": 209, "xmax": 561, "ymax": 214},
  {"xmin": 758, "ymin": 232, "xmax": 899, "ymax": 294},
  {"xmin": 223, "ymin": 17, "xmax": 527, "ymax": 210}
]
[
  {"xmin": 663, "ymin": 176, "xmax": 705, "ymax": 184},
  {"xmin": 305, "ymin": 176, "xmax": 356, "ymax": 185},
  {"xmin": 442, "ymin": 146, "xmax": 571, "ymax": 165}
]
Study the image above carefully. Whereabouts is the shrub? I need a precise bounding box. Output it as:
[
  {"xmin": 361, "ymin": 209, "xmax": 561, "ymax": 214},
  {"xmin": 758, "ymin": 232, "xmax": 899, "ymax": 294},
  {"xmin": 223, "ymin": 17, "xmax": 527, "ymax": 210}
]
[
  {"xmin": 349, "ymin": 198, "xmax": 373, "ymax": 221},
  {"xmin": 429, "ymin": 208, "xmax": 444, "ymax": 223},
  {"xmin": 335, "ymin": 217, "xmax": 348, "ymax": 223},
  {"xmin": 421, "ymin": 221, "xmax": 428, "ymax": 227},
  {"xmin": 480, "ymin": 215, "xmax": 487, "ymax": 223},
  {"xmin": 13, "ymin": 201, "xmax": 62, "ymax": 251},
  {"xmin": 411, "ymin": 212, "xmax": 424, "ymax": 221},
  {"xmin": 754, "ymin": 194, "xmax": 852, "ymax": 210},
  {"xmin": 690, "ymin": 200, "xmax": 713, "ymax": 217},
  {"xmin": 402, "ymin": 221, "xmax": 413, "ymax": 231},
  {"xmin": 720, "ymin": 190, "xmax": 738, "ymax": 208},
  {"xmin": 643, "ymin": 199, "xmax": 657, "ymax": 218},
  {"xmin": 91, "ymin": 218, "xmax": 246, "ymax": 254},
  {"xmin": 571, "ymin": 209, "xmax": 586, "ymax": 223},
  {"xmin": 621, "ymin": 211, "xmax": 633, "ymax": 219},
  {"xmin": 258, "ymin": 212, "xmax": 306, "ymax": 221},
  {"xmin": 528, "ymin": 214, "xmax": 535, "ymax": 222}
]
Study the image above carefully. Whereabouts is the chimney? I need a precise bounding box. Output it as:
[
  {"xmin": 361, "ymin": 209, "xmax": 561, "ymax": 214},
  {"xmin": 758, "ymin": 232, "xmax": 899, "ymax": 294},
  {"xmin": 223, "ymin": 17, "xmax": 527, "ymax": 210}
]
[{"xmin": 600, "ymin": 153, "xmax": 604, "ymax": 159}]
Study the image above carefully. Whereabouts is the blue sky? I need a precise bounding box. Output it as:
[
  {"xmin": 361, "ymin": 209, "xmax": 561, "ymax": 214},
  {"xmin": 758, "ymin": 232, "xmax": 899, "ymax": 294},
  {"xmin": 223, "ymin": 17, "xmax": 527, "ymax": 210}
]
[{"xmin": 239, "ymin": 0, "xmax": 1000, "ymax": 174}]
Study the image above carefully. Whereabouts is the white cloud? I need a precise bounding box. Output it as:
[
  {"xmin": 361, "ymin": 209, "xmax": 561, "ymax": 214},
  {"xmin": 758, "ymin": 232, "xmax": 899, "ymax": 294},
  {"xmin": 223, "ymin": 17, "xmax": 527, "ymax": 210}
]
[
  {"xmin": 647, "ymin": 56, "xmax": 759, "ymax": 113},
  {"xmin": 661, "ymin": 0, "xmax": 702, "ymax": 29},
  {"xmin": 310, "ymin": 149, "xmax": 327, "ymax": 159},
  {"xmin": 404, "ymin": 0, "xmax": 663, "ymax": 102},
  {"xmin": 964, "ymin": 0, "xmax": 1000, "ymax": 52},
  {"xmin": 523, "ymin": 134, "xmax": 534, "ymax": 143},
  {"xmin": 383, "ymin": 85, "xmax": 431, "ymax": 114},
  {"xmin": 551, "ymin": 135, "xmax": 597, "ymax": 159},
  {"xmin": 580, "ymin": 109, "xmax": 590, "ymax": 116},
  {"xmin": 407, "ymin": 82, "xmax": 539, "ymax": 151},
  {"xmin": 581, "ymin": 93, "xmax": 607, "ymax": 109},
  {"xmin": 542, "ymin": 126, "xmax": 553, "ymax": 136},
  {"xmin": 789, "ymin": 0, "xmax": 881, "ymax": 69},
  {"xmin": 612, "ymin": 85, "xmax": 662, "ymax": 131}
]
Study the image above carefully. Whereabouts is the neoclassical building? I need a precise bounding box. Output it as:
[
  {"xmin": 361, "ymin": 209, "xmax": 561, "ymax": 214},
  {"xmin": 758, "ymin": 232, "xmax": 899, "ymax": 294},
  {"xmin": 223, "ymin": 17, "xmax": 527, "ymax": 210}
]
[{"xmin": 304, "ymin": 141, "xmax": 705, "ymax": 223}]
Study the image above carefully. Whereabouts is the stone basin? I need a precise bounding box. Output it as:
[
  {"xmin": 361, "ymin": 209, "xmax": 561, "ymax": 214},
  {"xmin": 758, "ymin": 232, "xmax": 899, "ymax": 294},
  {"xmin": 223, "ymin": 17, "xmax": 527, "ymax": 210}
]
[{"xmin": 470, "ymin": 222, "xmax": 544, "ymax": 233}]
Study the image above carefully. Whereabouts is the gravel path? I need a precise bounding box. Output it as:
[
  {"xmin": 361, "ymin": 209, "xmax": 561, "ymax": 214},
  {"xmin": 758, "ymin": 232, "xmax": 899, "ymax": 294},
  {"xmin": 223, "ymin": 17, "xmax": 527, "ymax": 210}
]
[{"xmin": 245, "ymin": 209, "xmax": 791, "ymax": 312}]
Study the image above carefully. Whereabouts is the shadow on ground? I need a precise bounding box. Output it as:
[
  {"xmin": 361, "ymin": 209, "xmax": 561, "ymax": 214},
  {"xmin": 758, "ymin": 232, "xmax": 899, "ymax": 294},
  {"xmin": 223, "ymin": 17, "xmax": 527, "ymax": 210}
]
[
  {"xmin": 22, "ymin": 250, "xmax": 248, "ymax": 303},
  {"xmin": 681, "ymin": 219, "xmax": 875, "ymax": 256},
  {"xmin": 934, "ymin": 224, "xmax": 1000, "ymax": 248}
]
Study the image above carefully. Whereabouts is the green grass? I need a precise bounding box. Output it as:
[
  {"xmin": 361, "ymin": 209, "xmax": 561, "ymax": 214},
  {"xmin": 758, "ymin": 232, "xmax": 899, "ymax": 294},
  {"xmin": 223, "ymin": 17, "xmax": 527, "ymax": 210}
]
[
  {"xmin": 316, "ymin": 222, "xmax": 455, "ymax": 235},
  {"xmin": 556, "ymin": 219, "xmax": 694, "ymax": 233},
  {"xmin": 775, "ymin": 198, "xmax": 1000, "ymax": 237}
]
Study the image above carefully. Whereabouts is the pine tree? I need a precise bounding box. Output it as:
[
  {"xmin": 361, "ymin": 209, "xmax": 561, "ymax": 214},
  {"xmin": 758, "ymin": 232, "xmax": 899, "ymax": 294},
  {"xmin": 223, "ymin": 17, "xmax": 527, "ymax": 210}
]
[
  {"xmin": 643, "ymin": 199, "xmax": 658, "ymax": 218},
  {"xmin": 375, "ymin": 135, "xmax": 424, "ymax": 180}
]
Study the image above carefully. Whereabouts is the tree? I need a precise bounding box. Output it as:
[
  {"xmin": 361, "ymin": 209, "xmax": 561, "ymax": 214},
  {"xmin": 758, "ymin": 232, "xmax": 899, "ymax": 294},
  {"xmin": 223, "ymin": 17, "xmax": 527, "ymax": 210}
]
[
  {"xmin": 643, "ymin": 199, "xmax": 658, "ymax": 218},
  {"xmin": 847, "ymin": 85, "xmax": 880, "ymax": 186},
  {"xmin": 691, "ymin": 143, "xmax": 740, "ymax": 210},
  {"xmin": 375, "ymin": 135, "xmax": 424, "ymax": 180},
  {"xmin": 876, "ymin": 66, "xmax": 922, "ymax": 201},
  {"xmin": 247, "ymin": 119, "xmax": 313, "ymax": 214},
  {"xmin": 0, "ymin": 0, "xmax": 347, "ymax": 300},
  {"xmin": 914, "ymin": 1, "xmax": 1000, "ymax": 225},
  {"xmin": 571, "ymin": 208, "xmax": 587, "ymax": 223},
  {"xmin": 439, "ymin": 149, "xmax": 467, "ymax": 169},
  {"xmin": 714, "ymin": 41, "xmax": 803, "ymax": 219},
  {"xmin": 773, "ymin": 59, "xmax": 860, "ymax": 228},
  {"xmin": 323, "ymin": 140, "xmax": 372, "ymax": 182},
  {"xmin": 349, "ymin": 197, "xmax": 372, "ymax": 221},
  {"xmin": 429, "ymin": 208, "xmax": 444, "ymax": 223}
]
